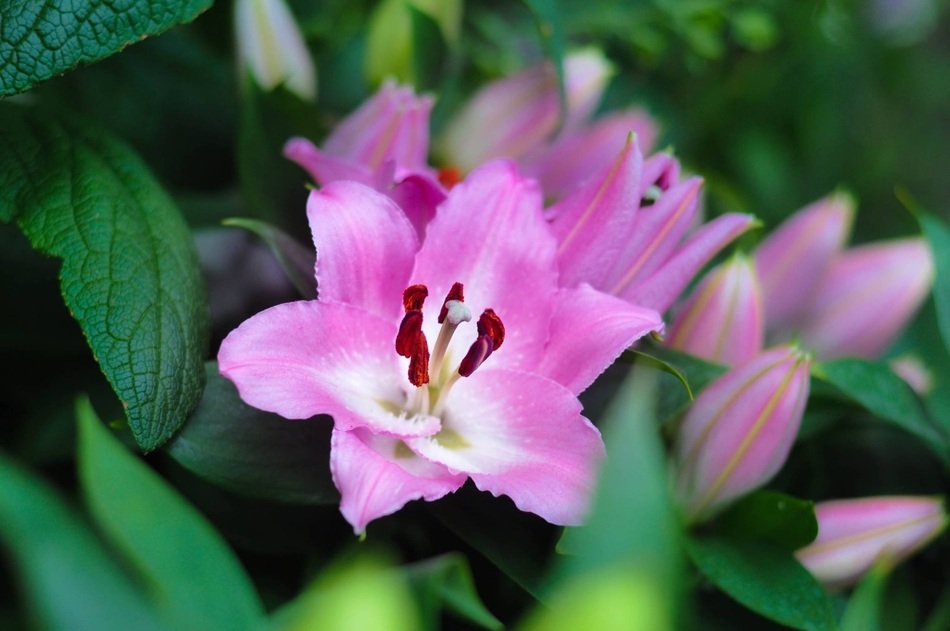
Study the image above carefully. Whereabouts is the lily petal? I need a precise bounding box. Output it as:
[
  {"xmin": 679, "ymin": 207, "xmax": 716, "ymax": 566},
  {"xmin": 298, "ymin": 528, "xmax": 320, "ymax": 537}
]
[
  {"xmin": 308, "ymin": 181, "xmax": 419, "ymax": 321},
  {"xmin": 538, "ymin": 284, "xmax": 664, "ymax": 395},
  {"xmin": 388, "ymin": 173, "xmax": 447, "ymax": 240},
  {"xmin": 219, "ymin": 300, "xmax": 440, "ymax": 438},
  {"xmin": 407, "ymin": 369, "xmax": 605, "ymax": 525},
  {"xmin": 331, "ymin": 428, "xmax": 465, "ymax": 534},
  {"xmin": 284, "ymin": 137, "xmax": 374, "ymax": 187}
]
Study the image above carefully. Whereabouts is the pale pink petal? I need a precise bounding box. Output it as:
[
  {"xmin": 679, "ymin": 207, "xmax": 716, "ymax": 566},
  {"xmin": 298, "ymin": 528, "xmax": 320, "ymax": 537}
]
[
  {"xmin": 548, "ymin": 135, "xmax": 644, "ymax": 288},
  {"xmin": 622, "ymin": 212, "xmax": 758, "ymax": 313},
  {"xmin": 667, "ymin": 255, "xmax": 765, "ymax": 365},
  {"xmin": 218, "ymin": 300, "xmax": 440, "ymax": 437},
  {"xmin": 561, "ymin": 48, "xmax": 615, "ymax": 131},
  {"xmin": 308, "ymin": 181, "xmax": 419, "ymax": 321},
  {"xmin": 528, "ymin": 109, "xmax": 659, "ymax": 201},
  {"xmin": 284, "ymin": 137, "xmax": 374, "ymax": 187},
  {"xmin": 331, "ymin": 428, "xmax": 466, "ymax": 534},
  {"xmin": 755, "ymin": 193, "xmax": 855, "ymax": 332},
  {"xmin": 640, "ymin": 151, "xmax": 680, "ymax": 194},
  {"xmin": 604, "ymin": 177, "xmax": 704, "ymax": 295},
  {"xmin": 537, "ymin": 285, "xmax": 663, "ymax": 395},
  {"xmin": 410, "ymin": 160, "xmax": 558, "ymax": 372},
  {"xmin": 407, "ymin": 369, "xmax": 605, "ymax": 525},
  {"xmin": 388, "ymin": 173, "xmax": 447, "ymax": 239}
]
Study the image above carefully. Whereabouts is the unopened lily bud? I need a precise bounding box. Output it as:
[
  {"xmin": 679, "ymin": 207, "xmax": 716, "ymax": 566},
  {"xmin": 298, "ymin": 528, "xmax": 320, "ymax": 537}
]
[
  {"xmin": 796, "ymin": 496, "xmax": 947, "ymax": 589},
  {"xmin": 675, "ymin": 345, "xmax": 810, "ymax": 523},
  {"xmin": 755, "ymin": 192, "xmax": 854, "ymax": 333},
  {"xmin": 798, "ymin": 237, "xmax": 934, "ymax": 360},
  {"xmin": 234, "ymin": 0, "xmax": 317, "ymax": 101},
  {"xmin": 667, "ymin": 254, "xmax": 764, "ymax": 366},
  {"xmin": 438, "ymin": 49, "xmax": 613, "ymax": 171}
]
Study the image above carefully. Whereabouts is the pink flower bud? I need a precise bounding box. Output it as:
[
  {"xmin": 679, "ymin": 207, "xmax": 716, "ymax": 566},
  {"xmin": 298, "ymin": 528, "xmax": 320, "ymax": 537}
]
[
  {"xmin": 675, "ymin": 345, "xmax": 811, "ymax": 522},
  {"xmin": 798, "ymin": 238, "xmax": 934, "ymax": 360},
  {"xmin": 667, "ymin": 254, "xmax": 764, "ymax": 366},
  {"xmin": 796, "ymin": 496, "xmax": 947, "ymax": 589},
  {"xmin": 438, "ymin": 49, "xmax": 613, "ymax": 171},
  {"xmin": 755, "ymin": 193, "xmax": 855, "ymax": 333}
]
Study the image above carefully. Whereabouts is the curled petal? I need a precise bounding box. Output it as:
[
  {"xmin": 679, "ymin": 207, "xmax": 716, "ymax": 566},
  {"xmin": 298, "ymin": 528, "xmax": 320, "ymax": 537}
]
[
  {"xmin": 284, "ymin": 137, "xmax": 374, "ymax": 187},
  {"xmin": 388, "ymin": 173, "xmax": 447, "ymax": 240}
]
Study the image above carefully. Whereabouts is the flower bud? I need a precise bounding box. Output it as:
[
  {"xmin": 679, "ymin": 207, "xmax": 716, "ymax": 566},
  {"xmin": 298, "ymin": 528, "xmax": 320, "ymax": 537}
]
[
  {"xmin": 754, "ymin": 192, "xmax": 854, "ymax": 333},
  {"xmin": 798, "ymin": 237, "xmax": 934, "ymax": 360},
  {"xmin": 675, "ymin": 345, "xmax": 810, "ymax": 522},
  {"xmin": 667, "ymin": 254, "xmax": 764, "ymax": 366},
  {"xmin": 796, "ymin": 496, "xmax": 947, "ymax": 589},
  {"xmin": 234, "ymin": 0, "xmax": 317, "ymax": 101},
  {"xmin": 438, "ymin": 49, "xmax": 613, "ymax": 171}
]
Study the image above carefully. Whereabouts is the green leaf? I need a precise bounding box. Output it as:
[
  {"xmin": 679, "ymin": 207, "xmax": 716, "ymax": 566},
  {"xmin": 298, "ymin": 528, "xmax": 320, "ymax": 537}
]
[
  {"xmin": 687, "ymin": 536, "xmax": 835, "ymax": 631},
  {"xmin": 552, "ymin": 364, "xmax": 682, "ymax": 624},
  {"xmin": 712, "ymin": 490, "xmax": 818, "ymax": 550},
  {"xmin": 77, "ymin": 397, "xmax": 265, "ymax": 630},
  {"xmin": 223, "ymin": 217, "xmax": 317, "ymax": 299},
  {"xmin": 409, "ymin": 5, "xmax": 448, "ymax": 91},
  {"xmin": 916, "ymin": 211, "xmax": 950, "ymax": 354},
  {"xmin": 405, "ymin": 553, "xmax": 503, "ymax": 630},
  {"xmin": 522, "ymin": 0, "xmax": 567, "ymax": 129},
  {"xmin": 167, "ymin": 362, "xmax": 338, "ymax": 504},
  {"xmin": 635, "ymin": 344, "xmax": 728, "ymax": 423},
  {"xmin": 813, "ymin": 358, "xmax": 949, "ymax": 463},
  {"xmin": 0, "ymin": 0, "xmax": 213, "ymax": 96},
  {"xmin": 0, "ymin": 104, "xmax": 209, "ymax": 450},
  {"xmin": 840, "ymin": 562, "xmax": 890, "ymax": 631},
  {"xmin": 626, "ymin": 349, "xmax": 694, "ymax": 400},
  {"xmin": 0, "ymin": 452, "xmax": 168, "ymax": 631}
]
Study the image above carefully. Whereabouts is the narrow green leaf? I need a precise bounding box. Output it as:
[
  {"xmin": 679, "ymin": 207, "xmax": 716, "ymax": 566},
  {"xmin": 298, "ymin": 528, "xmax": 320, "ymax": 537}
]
[
  {"xmin": 916, "ymin": 211, "xmax": 950, "ymax": 354},
  {"xmin": 0, "ymin": 453, "xmax": 168, "ymax": 631},
  {"xmin": 626, "ymin": 349, "xmax": 694, "ymax": 400},
  {"xmin": 223, "ymin": 217, "xmax": 317, "ymax": 299},
  {"xmin": 405, "ymin": 553, "xmax": 502, "ymax": 630},
  {"xmin": 77, "ymin": 397, "xmax": 265, "ymax": 631},
  {"xmin": 522, "ymin": 0, "xmax": 567, "ymax": 129},
  {"xmin": 813, "ymin": 358, "xmax": 949, "ymax": 462},
  {"xmin": 167, "ymin": 362, "xmax": 338, "ymax": 504},
  {"xmin": 0, "ymin": 0, "xmax": 213, "ymax": 96},
  {"xmin": 840, "ymin": 562, "xmax": 890, "ymax": 631},
  {"xmin": 410, "ymin": 4, "xmax": 449, "ymax": 91},
  {"xmin": 0, "ymin": 104, "xmax": 209, "ymax": 450},
  {"xmin": 687, "ymin": 536, "xmax": 835, "ymax": 631},
  {"xmin": 632, "ymin": 344, "xmax": 728, "ymax": 423},
  {"xmin": 712, "ymin": 490, "xmax": 818, "ymax": 550}
]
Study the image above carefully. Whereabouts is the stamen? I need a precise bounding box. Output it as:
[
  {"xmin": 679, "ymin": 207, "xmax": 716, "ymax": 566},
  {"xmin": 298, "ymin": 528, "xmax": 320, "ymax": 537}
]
[
  {"xmin": 438, "ymin": 282, "xmax": 465, "ymax": 323},
  {"xmin": 458, "ymin": 335, "xmax": 493, "ymax": 377},
  {"xmin": 437, "ymin": 166, "xmax": 462, "ymax": 189},
  {"xmin": 403, "ymin": 284, "xmax": 428, "ymax": 312},
  {"xmin": 408, "ymin": 336, "xmax": 430, "ymax": 386},
  {"xmin": 431, "ymin": 283, "xmax": 471, "ymax": 378},
  {"xmin": 396, "ymin": 284, "xmax": 430, "ymax": 387},
  {"xmin": 395, "ymin": 310, "xmax": 424, "ymax": 357},
  {"xmin": 476, "ymin": 309, "xmax": 505, "ymax": 349}
]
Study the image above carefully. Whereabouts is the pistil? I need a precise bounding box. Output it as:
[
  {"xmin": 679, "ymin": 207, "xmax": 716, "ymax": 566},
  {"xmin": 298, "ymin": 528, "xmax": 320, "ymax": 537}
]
[{"xmin": 430, "ymin": 283, "xmax": 471, "ymax": 379}]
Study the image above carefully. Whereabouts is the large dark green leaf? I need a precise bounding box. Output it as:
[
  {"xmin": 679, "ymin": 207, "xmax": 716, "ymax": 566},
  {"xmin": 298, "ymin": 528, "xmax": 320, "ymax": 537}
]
[
  {"xmin": 77, "ymin": 397, "xmax": 265, "ymax": 630},
  {"xmin": 0, "ymin": 452, "xmax": 168, "ymax": 631},
  {"xmin": 712, "ymin": 490, "xmax": 818, "ymax": 550},
  {"xmin": 0, "ymin": 104, "xmax": 209, "ymax": 450},
  {"xmin": 687, "ymin": 536, "xmax": 835, "ymax": 631},
  {"xmin": 167, "ymin": 362, "xmax": 338, "ymax": 504},
  {"xmin": 0, "ymin": 0, "xmax": 213, "ymax": 96},
  {"xmin": 405, "ymin": 553, "xmax": 502, "ymax": 630},
  {"xmin": 813, "ymin": 358, "xmax": 949, "ymax": 463}
]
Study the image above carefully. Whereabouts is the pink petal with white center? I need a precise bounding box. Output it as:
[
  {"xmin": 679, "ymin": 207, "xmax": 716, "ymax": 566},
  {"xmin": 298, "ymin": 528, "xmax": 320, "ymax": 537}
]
[
  {"xmin": 798, "ymin": 238, "xmax": 934, "ymax": 360},
  {"xmin": 331, "ymin": 428, "xmax": 466, "ymax": 534},
  {"xmin": 308, "ymin": 181, "xmax": 419, "ymax": 321},
  {"xmin": 410, "ymin": 160, "xmax": 558, "ymax": 372},
  {"xmin": 284, "ymin": 137, "xmax": 375, "ymax": 187},
  {"xmin": 622, "ymin": 212, "xmax": 758, "ymax": 313},
  {"xmin": 667, "ymin": 255, "xmax": 764, "ymax": 366},
  {"xmin": 548, "ymin": 135, "xmax": 644, "ymax": 289},
  {"xmin": 755, "ymin": 193, "xmax": 855, "ymax": 332},
  {"xmin": 407, "ymin": 369, "xmax": 605, "ymax": 525},
  {"xmin": 604, "ymin": 177, "xmax": 703, "ymax": 296},
  {"xmin": 219, "ymin": 300, "xmax": 440, "ymax": 438},
  {"xmin": 388, "ymin": 173, "xmax": 447, "ymax": 239},
  {"xmin": 537, "ymin": 284, "xmax": 664, "ymax": 395},
  {"xmin": 527, "ymin": 109, "xmax": 658, "ymax": 201}
]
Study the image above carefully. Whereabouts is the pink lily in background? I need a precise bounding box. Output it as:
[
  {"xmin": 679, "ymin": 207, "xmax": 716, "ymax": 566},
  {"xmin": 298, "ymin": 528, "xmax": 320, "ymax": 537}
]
[
  {"xmin": 666, "ymin": 253, "xmax": 764, "ymax": 366},
  {"xmin": 546, "ymin": 134, "xmax": 757, "ymax": 314},
  {"xmin": 796, "ymin": 496, "xmax": 947, "ymax": 589},
  {"xmin": 674, "ymin": 344, "xmax": 811, "ymax": 523},
  {"xmin": 218, "ymin": 161, "xmax": 663, "ymax": 534}
]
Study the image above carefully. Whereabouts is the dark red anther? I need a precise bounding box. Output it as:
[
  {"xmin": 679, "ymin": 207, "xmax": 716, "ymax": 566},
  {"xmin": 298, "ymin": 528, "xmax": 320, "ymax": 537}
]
[
  {"xmin": 476, "ymin": 309, "xmax": 505, "ymax": 350},
  {"xmin": 408, "ymin": 335, "xmax": 430, "ymax": 386},
  {"xmin": 403, "ymin": 284, "xmax": 428, "ymax": 312},
  {"xmin": 395, "ymin": 310, "xmax": 424, "ymax": 357},
  {"xmin": 437, "ymin": 166, "xmax": 462, "ymax": 190},
  {"xmin": 438, "ymin": 282, "xmax": 465, "ymax": 323},
  {"xmin": 458, "ymin": 335, "xmax": 493, "ymax": 377}
]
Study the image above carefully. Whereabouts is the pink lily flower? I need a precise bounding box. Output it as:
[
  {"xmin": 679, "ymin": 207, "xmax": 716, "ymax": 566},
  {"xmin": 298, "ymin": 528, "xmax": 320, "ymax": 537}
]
[
  {"xmin": 674, "ymin": 345, "xmax": 811, "ymax": 523},
  {"xmin": 797, "ymin": 238, "xmax": 934, "ymax": 360},
  {"xmin": 796, "ymin": 496, "xmax": 947, "ymax": 589},
  {"xmin": 754, "ymin": 192, "xmax": 855, "ymax": 334},
  {"xmin": 666, "ymin": 254, "xmax": 764, "ymax": 366},
  {"xmin": 546, "ymin": 135, "xmax": 758, "ymax": 314},
  {"xmin": 218, "ymin": 161, "xmax": 664, "ymax": 534}
]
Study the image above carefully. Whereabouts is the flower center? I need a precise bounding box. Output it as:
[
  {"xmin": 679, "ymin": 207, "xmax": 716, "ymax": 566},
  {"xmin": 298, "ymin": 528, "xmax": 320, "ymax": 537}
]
[{"xmin": 394, "ymin": 282, "xmax": 505, "ymax": 417}]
